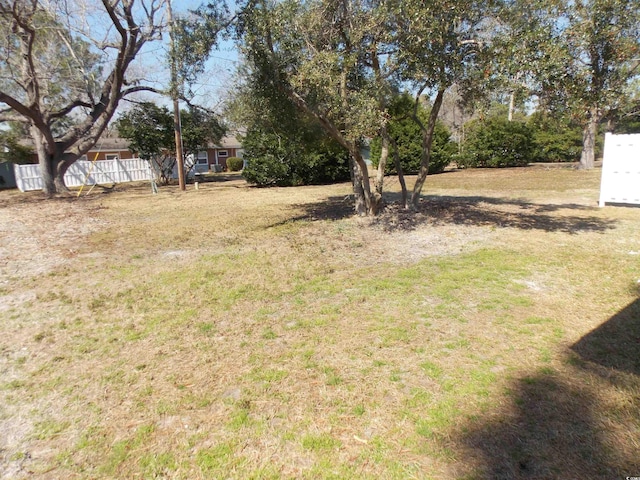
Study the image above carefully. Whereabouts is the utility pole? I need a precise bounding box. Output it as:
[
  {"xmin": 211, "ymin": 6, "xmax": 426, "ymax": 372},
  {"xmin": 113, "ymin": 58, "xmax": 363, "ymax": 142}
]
[{"xmin": 167, "ymin": 0, "xmax": 186, "ymax": 191}]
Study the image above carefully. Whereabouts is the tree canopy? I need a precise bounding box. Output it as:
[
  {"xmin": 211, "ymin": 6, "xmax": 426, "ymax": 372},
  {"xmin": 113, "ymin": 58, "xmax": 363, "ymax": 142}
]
[
  {"xmin": 0, "ymin": 0, "xmax": 166, "ymax": 194},
  {"xmin": 497, "ymin": 0, "xmax": 640, "ymax": 168},
  {"xmin": 116, "ymin": 101, "xmax": 226, "ymax": 183}
]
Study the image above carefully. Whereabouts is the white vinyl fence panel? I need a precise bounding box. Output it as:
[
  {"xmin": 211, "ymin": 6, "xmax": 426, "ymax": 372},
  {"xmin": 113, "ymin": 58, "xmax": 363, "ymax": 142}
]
[
  {"xmin": 599, "ymin": 133, "xmax": 640, "ymax": 207},
  {"xmin": 14, "ymin": 158, "xmax": 152, "ymax": 192}
]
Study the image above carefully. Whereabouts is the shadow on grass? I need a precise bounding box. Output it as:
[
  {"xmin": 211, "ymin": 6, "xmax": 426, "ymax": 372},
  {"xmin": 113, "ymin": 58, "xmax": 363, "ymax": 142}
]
[
  {"xmin": 459, "ymin": 298, "xmax": 640, "ymax": 479},
  {"xmin": 460, "ymin": 372, "xmax": 636, "ymax": 479},
  {"xmin": 571, "ymin": 296, "xmax": 640, "ymax": 377},
  {"xmin": 279, "ymin": 194, "xmax": 618, "ymax": 234}
]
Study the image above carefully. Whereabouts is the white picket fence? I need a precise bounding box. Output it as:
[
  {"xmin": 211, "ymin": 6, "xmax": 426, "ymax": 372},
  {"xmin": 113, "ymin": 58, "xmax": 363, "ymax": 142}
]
[
  {"xmin": 599, "ymin": 133, "xmax": 640, "ymax": 207},
  {"xmin": 14, "ymin": 158, "xmax": 153, "ymax": 192}
]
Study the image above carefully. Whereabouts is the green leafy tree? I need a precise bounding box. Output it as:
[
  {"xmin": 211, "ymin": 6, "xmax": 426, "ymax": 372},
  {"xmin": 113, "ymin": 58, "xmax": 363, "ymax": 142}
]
[
  {"xmin": 116, "ymin": 102, "xmax": 225, "ymax": 183},
  {"xmin": 116, "ymin": 102, "xmax": 175, "ymax": 184},
  {"xmin": 238, "ymin": 0, "xmax": 387, "ymax": 214},
  {"xmin": 115, "ymin": 103, "xmax": 174, "ymax": 161},
  {"xmin": 501, "ymin": 0, "xmax": 640, "ymax": 169},
  {"xmin": 387, "ymin": 0, "xmax": 494, "ymax": 207},
  {"xmin": 229, "ymin": 62, "xmax": 350, "ymax": 186},
  {"xmin": 180, "ymin": 106, "xmax": 226, "ymax": 160}
]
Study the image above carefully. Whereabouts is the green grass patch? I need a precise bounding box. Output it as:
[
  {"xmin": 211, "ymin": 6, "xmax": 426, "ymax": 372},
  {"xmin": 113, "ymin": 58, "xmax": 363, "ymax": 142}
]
[
  {"xmin": 301, "ymin": 433, "xmax": 342, "ymax": 451},
  {"xmin": 196, "ymin": 442, "xmax": 246, "ymax": 475}
]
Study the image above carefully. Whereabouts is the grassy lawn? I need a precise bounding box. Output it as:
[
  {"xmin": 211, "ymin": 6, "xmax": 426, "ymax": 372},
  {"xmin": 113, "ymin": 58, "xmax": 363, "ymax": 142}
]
[{"xmin": 1, "ymin": 167, "xmax": 639, "ymax": 479}]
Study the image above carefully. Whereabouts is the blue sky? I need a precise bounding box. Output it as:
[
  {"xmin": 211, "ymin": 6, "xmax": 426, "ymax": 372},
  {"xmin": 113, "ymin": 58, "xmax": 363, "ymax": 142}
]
[{"xmin": 131, "ymin": 1, "xmax": 240, "ymax": 112}]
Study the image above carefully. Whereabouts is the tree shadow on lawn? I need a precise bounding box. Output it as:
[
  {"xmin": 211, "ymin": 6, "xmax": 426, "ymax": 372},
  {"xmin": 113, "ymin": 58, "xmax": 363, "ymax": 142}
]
[
  {"xmin": 458, "ymin": 297, "xmax": 640, "ymax": 479},
  {"xmin": 281, "ymin": 194, "xmax": 618, "ymax": 234}
]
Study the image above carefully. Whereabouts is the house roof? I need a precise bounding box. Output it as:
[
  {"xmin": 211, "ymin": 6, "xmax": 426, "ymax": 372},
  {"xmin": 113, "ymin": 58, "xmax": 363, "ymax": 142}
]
[
  {"xmin": 211, "ymin": 136, "xmax": 242, "ymax": 149},
  {"xmin": 91, "ymin": 135, "xmax": 243, "ymax": 151},
  {"xmin": 89, "ymin": 136, "xmax": 131, "ymax": 151}
]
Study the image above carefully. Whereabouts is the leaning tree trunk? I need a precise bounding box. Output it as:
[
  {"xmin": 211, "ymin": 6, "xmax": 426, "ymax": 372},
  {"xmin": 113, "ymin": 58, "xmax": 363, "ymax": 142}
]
[
  {"xmin": 410, "ymin": 89, "xmax": 445, "ymax": 209},
  {"xmin": 53, "ymin": 166, "xmax": 70, "ymax": 193},
  {"xmin": 350, "ymin": 156, "xmax": 368, "ymax": 216},
  {"xmin": 375, "ymin": 125, "xmax": 390, "ymax": 197},
  {"xmin": 579, "ymin": 109, "xmax": 599, "ymax": 170},
  {"xmin": 371, "ymin": 125, "xmax": 391, "ymax": 211}
]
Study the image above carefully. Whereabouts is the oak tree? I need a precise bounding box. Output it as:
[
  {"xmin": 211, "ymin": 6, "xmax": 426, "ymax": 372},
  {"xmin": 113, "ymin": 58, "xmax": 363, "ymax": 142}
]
[{"xmin": 0, "ymin": 0, "xmax": 166, "ymax": 195}]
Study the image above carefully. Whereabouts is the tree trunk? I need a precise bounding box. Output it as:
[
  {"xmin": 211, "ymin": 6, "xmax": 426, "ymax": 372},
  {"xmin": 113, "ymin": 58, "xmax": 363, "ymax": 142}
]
[
  {"xmin": 30, "ymin": 126, "xmax": 56, "ymax": 196},
  {"xmin": 508, "ymin": 92, "xmax": 515, "ymax": 122},
  {"xmin": 579, "ymin": 110, "xmax": 599, "ymax": 170},
  {"xmin": 410, "ymin": 88, "xmax": 445, "ymax": 209},
  {"xmin": 39, "ymin": 155, "xmax": 56, "ymax": 196},
  {"xmin": 350, "ymin": 156, "xmax": 367, "ymax": 216},
  {"xmin": 375, "ymin": 125, "xmax": 390, "ymax": 196},
  {"xmin": 350, "ymin": 146, "xmax": 378, "ymax": 216},
  {"xmin": 53, "ymin": 156, "xmax": 75, "ymax": 193},
  {"xmin": 390, "ymin": 136, "xmax": 408, "ymax": 209}
]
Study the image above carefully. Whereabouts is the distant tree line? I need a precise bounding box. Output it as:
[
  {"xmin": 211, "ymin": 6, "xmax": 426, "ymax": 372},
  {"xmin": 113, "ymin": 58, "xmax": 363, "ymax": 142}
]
[{"xmin": 1, "ymin": 0, "xmax": 638, "ymax": 212}]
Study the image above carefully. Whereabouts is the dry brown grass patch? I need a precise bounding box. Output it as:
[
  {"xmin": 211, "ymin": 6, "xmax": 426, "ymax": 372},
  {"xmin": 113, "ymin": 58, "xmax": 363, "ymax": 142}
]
[{"xmin": 0, "ymin": 168, "xmax": 638, "ymax": 479}]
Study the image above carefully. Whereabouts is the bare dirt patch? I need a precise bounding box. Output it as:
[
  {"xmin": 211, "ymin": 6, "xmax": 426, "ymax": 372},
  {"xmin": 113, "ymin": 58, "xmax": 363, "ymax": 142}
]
[{"xmin": 0, "ymin": 195, "xmax": 108, "ymax": 281}]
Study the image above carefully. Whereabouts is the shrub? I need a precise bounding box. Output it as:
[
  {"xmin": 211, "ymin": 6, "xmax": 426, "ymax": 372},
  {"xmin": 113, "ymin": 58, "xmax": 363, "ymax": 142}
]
[
  {"xmin": 241, "ymin": 130, "xmax": 350, "ymax": 187},
  {"xmin": 457, "ymin": 117, "xmax": 535, "ymax": 168},
  {"xmin": 527, "ymin": 111, "xmax": 583, "ymax": 163},
  {"xmin": 226, "ymin": 157, "xmax": 244, "ymax": 171},
  {"xmin": 370, "ymin": 94, "xmax": 456, "ymax": 175},
  {"xmin": 371, "ymin": 120, "xmax": 456, "ymax": 175}
]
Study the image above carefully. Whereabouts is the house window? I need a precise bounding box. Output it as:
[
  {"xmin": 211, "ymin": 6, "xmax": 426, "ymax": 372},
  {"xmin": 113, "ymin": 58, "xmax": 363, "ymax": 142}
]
[
  {"xmin": 217, "ymin": 150, "xmax": 228, "ymax": 158},
  {"xmin": 105, "ymin": 153, "xmax": 119, "ymax": 160},
  {"xmin": 196, "ymin": 151, "xmax": 208, "ymax": 164}
]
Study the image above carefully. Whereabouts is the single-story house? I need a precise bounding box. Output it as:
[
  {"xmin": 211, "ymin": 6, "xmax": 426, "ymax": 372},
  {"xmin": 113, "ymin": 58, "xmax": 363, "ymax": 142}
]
[
  {"xmin": 23, "ymin": 134, "xmax": 243, "ymax": 173},
  {"xmin": 21, "ymin": 135, "xmax": 137, "ymax": 164},
  {"xmin": 191, "ymin": 136, "xmax": 244, "ymax": 173},
  {"xmin": 79, "ymin": 136, "xmax": 134, "ymax": 161}
]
